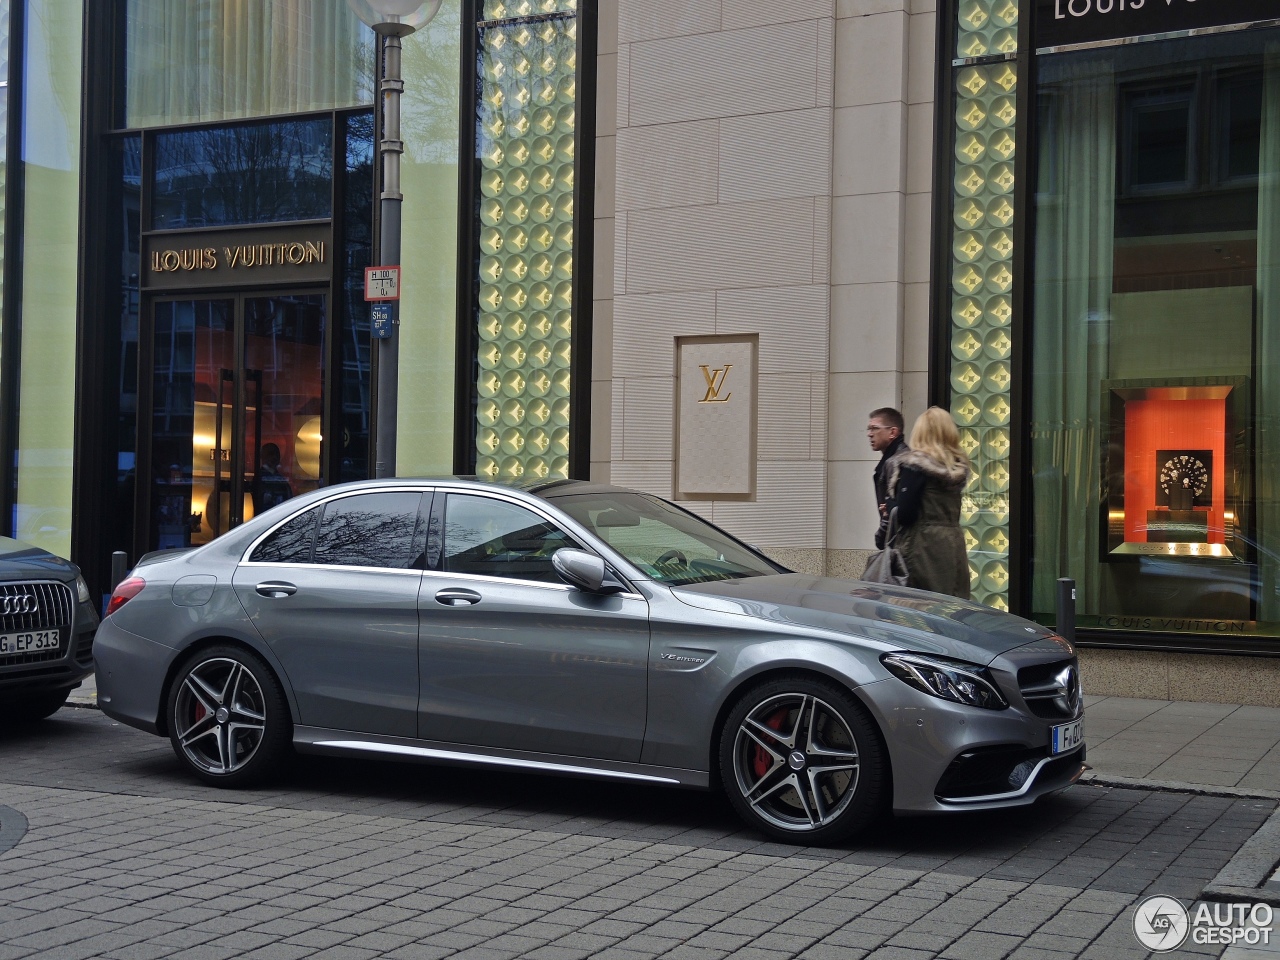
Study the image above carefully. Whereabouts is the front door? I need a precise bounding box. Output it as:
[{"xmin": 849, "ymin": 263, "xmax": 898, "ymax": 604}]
[
  {"xmin": 147, "ymin": 292, "xmax": 326, "ymax": 552},
  {"xmin": 416, "ymin": 491, "xmax": 651, "ymax": 762}
]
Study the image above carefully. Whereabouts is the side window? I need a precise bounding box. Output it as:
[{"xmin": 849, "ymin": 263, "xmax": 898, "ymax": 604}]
[
  {"xmin": 312, "ymin": 492, "xmax": 424, "ymax": 569},
  {"xmin": 443, "ymin": 494, "xmax": 577, "ymax": 583},
  {"xmin": 250, "ymin": 507, "xmax": 320, "ymax": 563}
]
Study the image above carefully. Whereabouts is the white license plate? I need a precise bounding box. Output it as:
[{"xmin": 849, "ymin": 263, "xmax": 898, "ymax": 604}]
[
  {"xmin": 1051, "ymin": 718, "xmax": 1084, "ymax": 755},
  {"xmin": 0, "ymin": 630, "xmax": 59, "ymax": 655}
]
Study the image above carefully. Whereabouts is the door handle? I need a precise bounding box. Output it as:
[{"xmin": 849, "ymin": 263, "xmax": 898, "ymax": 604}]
[
  {"xmin": 255, "ymin": 581, "xmax": 297, "ymax": 599},
  {"xmin": 435, "ymin": 588, "xmax": 481, "ymax": 606}
]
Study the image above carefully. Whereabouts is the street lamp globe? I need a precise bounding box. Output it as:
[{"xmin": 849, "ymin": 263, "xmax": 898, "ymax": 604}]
[{"xmin": 347, "ymin": 0, "xmax": 442, "ymax": 36}]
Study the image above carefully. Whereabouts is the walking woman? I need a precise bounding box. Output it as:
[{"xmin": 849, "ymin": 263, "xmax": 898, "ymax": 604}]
[{"xmin": 887, "ymin": 406, "xmax": 972, "ymax": 599}]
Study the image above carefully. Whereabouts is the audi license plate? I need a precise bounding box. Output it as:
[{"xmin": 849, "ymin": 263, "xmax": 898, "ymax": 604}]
[
  {"xmin": 1051, "ymin": 718, "xmax": 1084, "ymax": 755},
  {"xmin": 0, "ymin": 630, "xmax": 59, "ymax": 655}
]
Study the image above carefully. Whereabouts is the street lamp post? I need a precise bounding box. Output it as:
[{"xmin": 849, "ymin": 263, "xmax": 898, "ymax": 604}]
[{"xmin": 348, "ymin": 0, "xmax": 443, "ymax": 478}]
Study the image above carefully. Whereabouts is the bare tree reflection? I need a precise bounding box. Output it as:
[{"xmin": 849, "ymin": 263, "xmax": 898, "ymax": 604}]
[
  {"xmin": 152, "ymin": 120, "xmax": 333, "ymax": 229},
  {"xmin": 253, "ymin": 509, "xmax": 320, "ymax": 564},
  {"xmin": 312, "ymin": 494, "xmax": 422, "ymax": 568}
]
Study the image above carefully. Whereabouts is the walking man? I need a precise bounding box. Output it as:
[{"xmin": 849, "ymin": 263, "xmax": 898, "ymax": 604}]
[{"xmin": 868, "ymin": 407, "xmax": 908, "ymax": 549}]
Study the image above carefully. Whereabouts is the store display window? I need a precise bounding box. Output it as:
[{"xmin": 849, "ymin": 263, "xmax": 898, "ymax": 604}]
[{"xmin": 1030, "ymin": 28, "xmax": 1280, "ymax": 638}]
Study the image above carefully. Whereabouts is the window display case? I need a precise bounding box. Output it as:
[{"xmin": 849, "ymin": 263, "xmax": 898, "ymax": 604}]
[{"xmin": 1102, "ymin": 378, "xmax": 1250, "ymax": 560}]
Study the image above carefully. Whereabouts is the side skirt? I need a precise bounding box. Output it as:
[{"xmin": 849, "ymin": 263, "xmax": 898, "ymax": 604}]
[{"xmin": 293, "ymin": 726, "xmax": 710, "ymax": 789}]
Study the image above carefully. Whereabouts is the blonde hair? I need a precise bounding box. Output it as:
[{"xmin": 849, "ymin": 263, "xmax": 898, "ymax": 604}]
[{"xmin": 909, "ymin": 406, "xmax": 970, "ymax": 472}]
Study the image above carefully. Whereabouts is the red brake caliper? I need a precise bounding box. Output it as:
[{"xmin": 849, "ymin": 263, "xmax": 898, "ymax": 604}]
[
  {"xmin": 194, "ymin": 702, "xmax": 207, "ymax": 725},
  {"xmin": 751, "ymin": 708, "xmax": 789, "ymax": 778}
]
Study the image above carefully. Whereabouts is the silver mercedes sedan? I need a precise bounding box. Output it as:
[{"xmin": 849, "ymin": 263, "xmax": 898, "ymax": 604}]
[{"xmin": 95, "ymin": 478, "xmax": 1085, "ymax": 845}]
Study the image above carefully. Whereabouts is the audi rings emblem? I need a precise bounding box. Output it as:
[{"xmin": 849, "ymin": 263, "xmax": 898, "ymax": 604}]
[{"xmin": 0, "ymin": 594, "xmax": 38, "ymax": 616}]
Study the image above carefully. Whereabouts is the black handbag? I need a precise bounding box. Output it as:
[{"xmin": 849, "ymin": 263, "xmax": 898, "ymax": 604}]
[{"xmin": 862, "ymin": 508, "xmax": 909, "ymax": 586}]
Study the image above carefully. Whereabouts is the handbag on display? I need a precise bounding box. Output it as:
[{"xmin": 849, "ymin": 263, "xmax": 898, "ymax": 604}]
[{"xmin": 862, "ymin": 508, "xmax": 909, "ymax": 587}]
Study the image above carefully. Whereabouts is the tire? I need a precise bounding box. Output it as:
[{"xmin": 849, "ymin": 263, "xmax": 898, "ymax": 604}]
[
  {"xmin": 718, "ymin": 675, "xmax": 888, "ymax": 845},
  {"xmin": 166, "ymin": 644, "xmax": 291, "ymax": 788},
  {"xmin": 0, "ymin": 688, "xmax": 70, "ymax": 722}
]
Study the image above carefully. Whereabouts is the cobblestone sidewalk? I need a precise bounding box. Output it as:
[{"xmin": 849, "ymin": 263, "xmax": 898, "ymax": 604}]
[{"xmin": 1, "ymin": 708, "xmax": 1277, "ymax": 960}]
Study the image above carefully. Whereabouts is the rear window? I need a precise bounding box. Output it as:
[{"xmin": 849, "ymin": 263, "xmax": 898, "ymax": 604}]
[{"xmin": 250, "ymin": 507, "xmax": 320, "ymax": 564}]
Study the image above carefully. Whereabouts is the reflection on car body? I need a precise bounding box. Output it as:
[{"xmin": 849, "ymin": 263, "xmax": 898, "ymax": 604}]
[{"xmin": 95, "ymin": 478, "xmax": 1086, "ymax": 845}]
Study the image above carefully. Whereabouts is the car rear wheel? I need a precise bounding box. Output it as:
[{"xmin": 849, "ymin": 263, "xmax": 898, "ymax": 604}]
[
  {"xmin": 719, "ymin": 676, "xmax": 887, "ymax": 845},
  {"xmin": 0, "ymin": 688, "xmax": 70, "ymax": 722},
  {"xmin": 166, "ymin": 645, "xmax": 290, "ymax": 788}
]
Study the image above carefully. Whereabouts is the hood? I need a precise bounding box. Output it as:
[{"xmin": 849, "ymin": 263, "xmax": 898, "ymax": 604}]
[
  {"xmin": 888, "ymin": 449, "xmax": 970, "ymax": 489},
  {"xmin": 672, "ymin": 573, "xmax": 1066, "ymax": 665},
  {"xmin": 0, "ymin": 536, "xmax": 77, "ymax": 580}
]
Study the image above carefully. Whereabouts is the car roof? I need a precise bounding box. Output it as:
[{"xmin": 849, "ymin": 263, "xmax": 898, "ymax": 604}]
[{"xmin": 382, "ymin": 476, "xmax": 642, "ymax": 500}]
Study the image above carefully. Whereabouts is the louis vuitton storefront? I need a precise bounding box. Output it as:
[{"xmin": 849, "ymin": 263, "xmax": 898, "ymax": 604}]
[
  {"xmin": 0, "ymin": 0, "xmax": 591, "ymax": 600},
  {"xmin": 936, "ymin": 0, "xmax": 1280, "ymax": 657}
]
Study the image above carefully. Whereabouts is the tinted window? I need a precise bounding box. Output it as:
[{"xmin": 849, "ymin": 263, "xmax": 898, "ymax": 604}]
[
  {"xmin": 443, "ymin": 495, "xmax": 576, "ymax": 583},
  {"xmin": 152, "ymin": 119, "xmax": 333, "ymax": 229},
  {"xmin": 250, "ymin": 507, "xmax": 320, "ymax": 563},
  {"xmin": 312, "ymin": 493, "xmax": 423, "ymax": 569}
]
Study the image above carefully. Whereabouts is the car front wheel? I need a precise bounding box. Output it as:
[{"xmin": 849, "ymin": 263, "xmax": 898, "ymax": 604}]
[
  {"xmin": 166, "ymin": 645, "xmax": 290, "ymax": 788},
  {"xmin": 719, "ymin": 676, "xmax": 887, "ymax": 845}
]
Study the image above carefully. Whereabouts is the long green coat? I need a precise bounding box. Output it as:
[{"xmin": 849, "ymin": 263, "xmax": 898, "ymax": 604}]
[{"xmin": 888, "ymin": 450, "xmax": 971, "ymax": 599}]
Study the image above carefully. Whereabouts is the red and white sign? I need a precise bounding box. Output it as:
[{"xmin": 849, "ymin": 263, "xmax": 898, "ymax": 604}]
[{"xmin": 364, "ymin": 265, "xmax": 401, "ymax": 301}]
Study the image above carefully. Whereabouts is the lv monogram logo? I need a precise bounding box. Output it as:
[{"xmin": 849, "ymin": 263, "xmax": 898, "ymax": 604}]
[{"xmin": 699, "ymin": 364, "xmax": 733, "ymax": 403}]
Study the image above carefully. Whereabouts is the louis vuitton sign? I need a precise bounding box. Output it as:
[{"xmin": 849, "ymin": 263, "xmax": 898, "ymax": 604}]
[
  {"xmin": 1035, "ymin": 0, "xmax": 1275, "ymax": 49},
  {"xmin": 676, "ymin": 336, "xmax": 757, "ymax": 500},
  {"xmin": 143, "ymin": 223, "xmax": 331, "ymax": 289}
]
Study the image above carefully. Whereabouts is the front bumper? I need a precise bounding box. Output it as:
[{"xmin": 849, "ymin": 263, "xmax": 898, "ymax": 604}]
[
  {"xmin": 934, "ymin": 742, "xmax": 1086, "ymax": 805},
  {"xmin": 0, "ymin": 622, "xmax": 95, "ymax": 697},
  {"xmin": 859, "ymin": 641, "xmax": 1087, "ymax": 814}
]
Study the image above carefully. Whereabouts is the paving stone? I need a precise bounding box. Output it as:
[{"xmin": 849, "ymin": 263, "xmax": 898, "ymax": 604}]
[{"xmin": 1, "ymin": 711, "xmax": 1278, "ymax": 960}]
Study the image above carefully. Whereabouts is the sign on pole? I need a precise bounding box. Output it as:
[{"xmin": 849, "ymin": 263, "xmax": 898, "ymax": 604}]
[
  {"xmin": 371, "ymin": 302, "xmax": 395, "ymax": 339},
  {"xmin": 365, "ymin": 265, "xmax": 401, "ymax": 301}
]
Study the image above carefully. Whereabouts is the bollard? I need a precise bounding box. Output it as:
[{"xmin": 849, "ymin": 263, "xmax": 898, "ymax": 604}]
[
  {"xmin": 1056, "ymin": 577, "xmax": 1076, "ymax": 647},
  {"xmin": 110, "ymin": 551, "xmax": 128, "ymax": 592}
]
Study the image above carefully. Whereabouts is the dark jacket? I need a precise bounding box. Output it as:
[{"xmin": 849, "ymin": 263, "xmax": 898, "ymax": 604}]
[
  {"xmin": 887, "ymin": 449, "xmax": 971, "ymax": 599},
  {"xmin": 873, "ymin": 435, "xmax": 908, "ymax": 549}
]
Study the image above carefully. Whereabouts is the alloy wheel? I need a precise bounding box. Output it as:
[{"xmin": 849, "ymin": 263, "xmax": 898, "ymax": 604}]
[
  {"xmin": 173, "ymin": 657, "xmax": 268, "ymax": 776},
  {"xmin": 731, "ymin": 692, "xmax": 861, "ymax": 832}
]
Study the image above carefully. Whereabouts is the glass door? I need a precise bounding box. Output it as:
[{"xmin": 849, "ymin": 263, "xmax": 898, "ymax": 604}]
[{"xmin": 148, "ymin": 292, "xmax": 326, "ymax": 551}]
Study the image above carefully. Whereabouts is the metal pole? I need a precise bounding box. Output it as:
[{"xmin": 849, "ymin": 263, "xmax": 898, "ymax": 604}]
[
  {"xmin": 374, "ymin": 32, "xmax": 404, "ymax": 479},
  {"xmin": 110, "ymin": 551, "xmax": 128, "ymax": 592},
  {"xmin": 1056, "ymin": 577, "xmax": 1076, "ymax": 647}
]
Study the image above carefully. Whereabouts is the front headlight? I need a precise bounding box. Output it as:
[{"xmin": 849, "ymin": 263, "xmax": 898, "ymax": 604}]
[
  {"xmin": 881, "ymin": 652, "xmax": 1008, "ymax": 710},
  {"xmin": 75, "ymin": 575, "xmax": 91, "ymax": 604}
]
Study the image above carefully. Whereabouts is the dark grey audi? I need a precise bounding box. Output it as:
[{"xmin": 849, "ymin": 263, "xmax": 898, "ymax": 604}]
[
  {"xmin": 95, "ymin": 478, "xmax": 1086, "ymax": 845},
  {"xmin": 0, "ymin": 537, "xmax": 99, "ymax": 721}
]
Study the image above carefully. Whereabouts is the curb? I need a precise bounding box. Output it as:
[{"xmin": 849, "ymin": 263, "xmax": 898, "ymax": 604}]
[
  {"xmin": 1203, "ymin": 806, "xmax": 1280, "ymax": 906},
  {"xmin": 1081, "ymin": 772, "xmax": 1280, "ymax": 803},
  {"xmin": 0, "ymin": 804, "xmax": 28, "ymax": 856}
]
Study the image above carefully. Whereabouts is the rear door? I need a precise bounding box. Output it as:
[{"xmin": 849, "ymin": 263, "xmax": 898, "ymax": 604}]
[{"xmin": 234, "ymin": 490, "xmax": 428, "ymax": 737}]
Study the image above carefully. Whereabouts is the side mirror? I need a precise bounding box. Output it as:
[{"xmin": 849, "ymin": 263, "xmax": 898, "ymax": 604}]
[{"xmin": 553, "ymin": 548, "xmax": 625, "ymax": 594}]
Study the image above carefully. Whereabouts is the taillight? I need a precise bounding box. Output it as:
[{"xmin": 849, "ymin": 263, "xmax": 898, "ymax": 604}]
[{"xmin": 106, "ymin": 577, "xmax": 146, "ymax": 616}]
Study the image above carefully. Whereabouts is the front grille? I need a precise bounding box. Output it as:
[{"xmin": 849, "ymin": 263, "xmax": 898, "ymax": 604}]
[
  {"xmin": 0, "ymin": 581, "xmax": 74, "ymax": 666},
  {"xmin": 1018, "ymin": 658, "xmax": 1081, "ymax": 719}
]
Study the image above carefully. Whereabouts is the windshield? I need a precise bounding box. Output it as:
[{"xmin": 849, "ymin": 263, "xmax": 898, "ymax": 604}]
[{"xmin": 553, "ymin": 492, "xmax": 781, "ymax": 585}]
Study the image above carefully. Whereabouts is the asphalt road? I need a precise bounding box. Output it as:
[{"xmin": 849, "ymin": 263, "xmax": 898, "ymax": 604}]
[{"xmin": 0, "ymin": 707, "xmax": 1274, "ymax": 959}]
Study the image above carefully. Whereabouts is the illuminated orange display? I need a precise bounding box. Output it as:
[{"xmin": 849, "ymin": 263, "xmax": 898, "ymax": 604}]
[{"xmin": 1123, "ymin": 397, "xmax": 1227, "ymax": 544}]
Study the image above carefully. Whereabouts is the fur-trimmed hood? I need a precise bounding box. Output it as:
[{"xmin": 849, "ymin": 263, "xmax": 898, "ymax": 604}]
[{"xmin": 888, "ymin": 449, "xmax": 970, "ymax": 490}]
